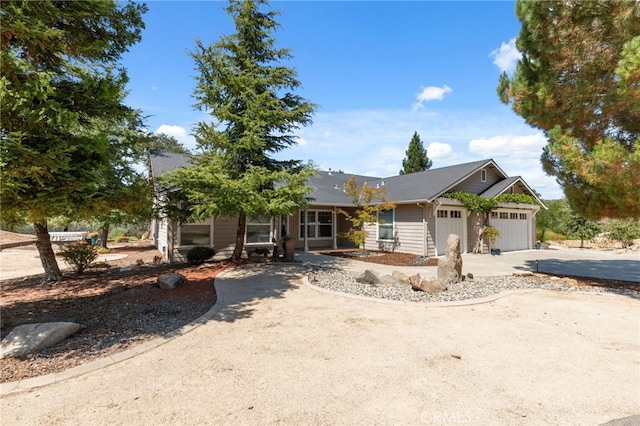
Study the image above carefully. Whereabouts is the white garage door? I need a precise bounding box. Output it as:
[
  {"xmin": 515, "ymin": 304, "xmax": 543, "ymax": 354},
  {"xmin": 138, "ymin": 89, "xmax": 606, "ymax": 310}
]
[
  {"xmin": 490, "ymin": 209, "xmax": 530, "ymax": 252},
  {"xmin": 436, "ymin": 208, "xmax": 465, "ymax": 255}
]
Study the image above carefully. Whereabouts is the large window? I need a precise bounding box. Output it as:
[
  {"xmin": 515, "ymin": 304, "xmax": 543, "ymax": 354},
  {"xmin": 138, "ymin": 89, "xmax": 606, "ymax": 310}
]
[
  {"xmin": 299, "ymin": 210, "xmax": 333, "ymax": 239},
  {"xmin": 179, "ymin": 221, "xmax": 212, "ymax": 246},
  {"xmin": 246, "ymin": 216, "xmax": 272, "ymax": 244},
  {"xmin": 378, "ymin": 209, "xmax": 394, "ymax": 241}
]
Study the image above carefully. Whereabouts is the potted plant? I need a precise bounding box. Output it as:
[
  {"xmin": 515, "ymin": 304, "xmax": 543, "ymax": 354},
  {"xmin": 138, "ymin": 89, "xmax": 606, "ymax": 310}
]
[{"xmin": 484, "ymin": 225, "xmax": 500, "ymax": 255}]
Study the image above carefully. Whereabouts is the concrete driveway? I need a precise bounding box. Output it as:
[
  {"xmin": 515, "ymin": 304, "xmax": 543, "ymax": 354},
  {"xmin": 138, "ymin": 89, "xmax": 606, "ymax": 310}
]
[{"xmin": 1, "ymin": 262, "xmax": 639, "ymax": 425}]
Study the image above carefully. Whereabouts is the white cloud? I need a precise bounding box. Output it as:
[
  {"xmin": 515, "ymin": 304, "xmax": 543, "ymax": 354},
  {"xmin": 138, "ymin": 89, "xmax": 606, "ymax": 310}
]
[
  {"xmin": 490, "ymin": 38, "xmax": 522, "ymax": 74},
  {"xmin": 155, "ymin": 124, "xmax": 197, "ymax": 151},
  {"xmin": 413, "ymin": 85, "xmax": 452, "ymax": 111},
  {"xmin": 296, "ymin": 137, "xmax": 308, "ymax": 146},
  {"xmin": 426, "ymin": 142, "xmax": 456, "ymax": 160}
]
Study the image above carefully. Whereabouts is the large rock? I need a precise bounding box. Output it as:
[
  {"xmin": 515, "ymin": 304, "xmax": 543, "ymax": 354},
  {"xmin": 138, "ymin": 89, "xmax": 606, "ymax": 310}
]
[
  {"xmin": 356, "ymin": 270, "xmax": 380, "ymax": 284},
  {"xmin": 413, "ymin": 278, "xmax": 447, "ymax": 293},
  {"xmin": 407, "ymin": 273, "xmax": 422, "ymax": 289},
  {"xmin": 1, "ymin": 322, "xmax": 83, "ymax": 359},
  {"xmin": 391, "ymin": 271, "xmax": 408, "ymax": 282},
  {"xmin": 157, "ymin": 273, "xmax": 187, "ymax": 289},
  {"xmin": 437, "ymin": 234, "xmax": 462, "ymax": 286},
  {"xmin": 378, "ymin": 274, "xmax": 399, "ymax": 285}
]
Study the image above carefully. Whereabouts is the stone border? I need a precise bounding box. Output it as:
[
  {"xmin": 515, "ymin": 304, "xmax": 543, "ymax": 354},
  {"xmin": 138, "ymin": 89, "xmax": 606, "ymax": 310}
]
[{"xmin": 0, "ymin": 268, "xmax": 233, "ymax": 396}]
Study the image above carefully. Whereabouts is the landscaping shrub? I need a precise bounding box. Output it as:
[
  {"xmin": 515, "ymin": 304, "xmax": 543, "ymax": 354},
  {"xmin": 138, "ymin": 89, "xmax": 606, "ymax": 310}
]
[
  {"xmin": 114, "ymin": 235, "xmax": 129, "ymax": 243},
  {"xmin": 59, "ymin": 242, "xmax": 98, "ymax": 274},
  {"xmin": 186, "ymin": 246, "xmax": 215, "ymax": 264},
  {"xmin": 605, "ymin": 219, "xmax": 640, "ymax": 248}
]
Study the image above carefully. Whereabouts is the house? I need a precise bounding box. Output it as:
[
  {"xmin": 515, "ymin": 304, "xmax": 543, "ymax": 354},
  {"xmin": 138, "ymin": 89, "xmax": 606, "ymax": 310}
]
[{"xmin": 149, "ymin": 151, "xmax": 546, "ymax": 262}]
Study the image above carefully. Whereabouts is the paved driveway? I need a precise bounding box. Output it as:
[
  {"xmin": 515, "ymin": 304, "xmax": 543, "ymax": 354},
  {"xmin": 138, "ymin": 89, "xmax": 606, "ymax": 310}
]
[{"xmin": 1, "ymin": 263, "xmax": 638, "ymax": 425}]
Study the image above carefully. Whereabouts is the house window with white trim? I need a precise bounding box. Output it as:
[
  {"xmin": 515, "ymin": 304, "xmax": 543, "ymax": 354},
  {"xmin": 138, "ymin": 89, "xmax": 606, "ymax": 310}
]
[
  {"xmin": 378, "ymin": 209, "xmax": 394, "ymax": 241},
  {"xmin": 246, "ymin": 216, "xmax": 272, "ymax": 244},
  {"xmin": 437, "ymin": 210, "xmax": 448, "ymax": 218},
  {"xmin": 179, "ymin": 221, "xmax": 212, "ymax": 246},
  {"xmin": 481, "ymin": 169, "xmax": 487, "ymax": 182},
  {"xmin": 300, "ymin": 210, "xmax": 333, "ymax": 239}
]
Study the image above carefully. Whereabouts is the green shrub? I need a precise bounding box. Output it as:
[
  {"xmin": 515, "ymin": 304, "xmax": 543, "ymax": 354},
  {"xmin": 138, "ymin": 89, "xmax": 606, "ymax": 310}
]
[
  {"xmin": 186, "ymin": 246, "xmax": 215, "ymax": 264},
  {"xmin": 59, "ymin": 242, "xmax": 98, "ymax": 274},
  {"xmin": 114, "ymin": 235, "xmax": 129, "ymax": 243},
  {"xmin": 605, "ymin": 219, "xmax": 640, "ymax": 248},
  {"xmin": 537, "ymin": 229, "xmax": 566, "ymax": 242}
]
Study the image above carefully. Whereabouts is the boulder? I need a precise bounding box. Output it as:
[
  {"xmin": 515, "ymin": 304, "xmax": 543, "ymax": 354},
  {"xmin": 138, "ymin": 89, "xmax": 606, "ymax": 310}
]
[
  {"xmin": 1, "ymin": 322, "xmax": 84, "ymax": 359},
  {"xmin": 379, "ymin": 274, "xmax": 399, "ymax": 285},
  {"xmin": 407, "ymin": 273, "xmax": 422, "ymax": 289},
  {"xmin": 437, "ymin": 234, "xmax": 462, "ymax": 286},
  {"xmin": 356, "ymin": 269, "xmax": 381, "ymax": 285},
  {"xmin": 391, "ymin": 271, "xmax": 408, "ymax": 282},
  {"xmin": 157, "ymin": 273, "xmax": 187, "ymax": 289},
  {"xmin": 413, "ymin": 278, "xmax": 447, "ymax": 293}
]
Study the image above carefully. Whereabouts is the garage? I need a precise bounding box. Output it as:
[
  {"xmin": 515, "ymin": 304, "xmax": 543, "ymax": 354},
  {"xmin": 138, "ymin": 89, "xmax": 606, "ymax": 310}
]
[
  {"xmin": 436, "ymin": 207, "xmax": 466, "ymax": 255},
  {"xmin": 490, "ymin": 209, "xmax": 531, "ymax": 252}
]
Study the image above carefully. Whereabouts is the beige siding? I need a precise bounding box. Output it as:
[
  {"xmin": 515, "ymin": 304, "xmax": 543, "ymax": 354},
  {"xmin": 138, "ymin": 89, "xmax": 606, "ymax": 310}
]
[
  {"xmin": 213, "ymin": 215, "xmax": 240, "ymax": 259},
  {"xmin": 391, "ymin": 204, "xmax": 425, "ymax": 255},
  {"xmin": 450, "ymin": 167, "xmax": 502, "ymax": 195}
]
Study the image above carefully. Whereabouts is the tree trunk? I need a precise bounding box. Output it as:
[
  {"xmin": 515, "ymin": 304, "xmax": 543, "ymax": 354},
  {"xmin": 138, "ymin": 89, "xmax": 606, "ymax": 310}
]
[
  {"xmin": 232, "ymin": 212, "xmax": 247, "ymax": 260},
  {"xmin": 100, "ymin": 223, "xmax": 110, "ymax": 248},
  {"xmin": 33, "ymin": 219, "xmax": 63, "ymax": 281}
]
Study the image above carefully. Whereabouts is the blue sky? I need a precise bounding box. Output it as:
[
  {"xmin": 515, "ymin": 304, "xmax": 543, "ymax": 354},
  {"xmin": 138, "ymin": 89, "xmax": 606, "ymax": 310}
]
[{"xmin": 122, "ymin": 1, "xmax": 563, "ymax": 199}]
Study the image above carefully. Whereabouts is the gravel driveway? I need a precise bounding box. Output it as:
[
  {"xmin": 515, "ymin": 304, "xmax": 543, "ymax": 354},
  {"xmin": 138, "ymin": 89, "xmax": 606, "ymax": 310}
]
[{"xmin": 1, "ymin": 262, "xmax": 638, "ymax": 425}]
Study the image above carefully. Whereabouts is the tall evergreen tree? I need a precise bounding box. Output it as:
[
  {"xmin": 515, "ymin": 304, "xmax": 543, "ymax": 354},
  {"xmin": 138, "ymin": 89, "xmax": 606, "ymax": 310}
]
[
  {"xmin": 399, "ymin": 131, "xmax": 432, "ymax": 175},
  {"xmin": 498, "ymin": 0, "xmax": 639, "ymax": 219},
  {"xmin": 162, "ymin": 0, "xmax": 317, "ymax": 260},
  {"xmin": 0, "ymin": 1, "xmax": 147, "ymax": 280}
]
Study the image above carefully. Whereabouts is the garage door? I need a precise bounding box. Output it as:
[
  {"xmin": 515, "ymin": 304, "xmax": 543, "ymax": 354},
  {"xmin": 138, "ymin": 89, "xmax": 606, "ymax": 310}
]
[
  {"xmin": 490, "ymin": 209, "xmax": 530, "ymax": 251},
  {"xmin": 436, "ymin": 208, "xmax": 465, "ymax": 255}
]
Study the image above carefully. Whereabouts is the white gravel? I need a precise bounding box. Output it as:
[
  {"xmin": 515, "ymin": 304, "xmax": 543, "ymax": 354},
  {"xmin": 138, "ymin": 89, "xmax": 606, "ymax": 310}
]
[{"xmin": 307, "ymin": 267, "xmax": 639, "ymax": 303}]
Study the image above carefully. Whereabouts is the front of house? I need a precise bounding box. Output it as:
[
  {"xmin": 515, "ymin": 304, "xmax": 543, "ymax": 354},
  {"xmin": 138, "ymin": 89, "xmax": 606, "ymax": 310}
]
[{"xmin": 149, "ymin": 152, "xmax": 546, "ymax": 262}]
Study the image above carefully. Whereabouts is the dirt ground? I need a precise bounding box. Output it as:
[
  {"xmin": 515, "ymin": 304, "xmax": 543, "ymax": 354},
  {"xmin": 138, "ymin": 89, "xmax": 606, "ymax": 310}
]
[
  {"xmin": 0, "ymin": 240, "xmax": 242, "ymax": 383},
  {"xmin": 1, "ymin": 235, "xmax": 637, "ymax": 384}
]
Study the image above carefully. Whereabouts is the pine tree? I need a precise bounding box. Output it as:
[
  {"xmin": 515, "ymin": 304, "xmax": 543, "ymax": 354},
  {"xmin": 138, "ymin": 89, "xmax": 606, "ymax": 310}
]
[
  {"xmin": 498, "ymin": 0, "xmax": 639, "ymax": 219},
  {"xmin": 162, "ymin": 0, "xmax": 317, "ymax": 260},
  {"xmin": 0, "ymin": 1, "xmax": 147, "ymax": 280},
  {"xmin": 400, "ymin": 131, "xmax": 432, "ymax": 175}
]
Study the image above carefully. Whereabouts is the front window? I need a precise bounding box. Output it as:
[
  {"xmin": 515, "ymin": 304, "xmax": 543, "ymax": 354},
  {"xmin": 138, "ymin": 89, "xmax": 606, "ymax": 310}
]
[
  {"xmin": 180, "ymin": 221, "xmax": 212, "ymax": 246},
  {"xmin": 246, "ymin": 216, "xmax": 272, "ymax": 244},
  {"xmin": 300, "ymin": 210, "xmax": 333, "ymax": 239},
  {"xmin": 378, "ymin": 209, "xmax": 394, "ymax": 241}
]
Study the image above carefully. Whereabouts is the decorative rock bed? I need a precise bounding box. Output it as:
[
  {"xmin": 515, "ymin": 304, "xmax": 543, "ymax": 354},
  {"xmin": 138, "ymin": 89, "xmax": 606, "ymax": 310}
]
[{"xmin": 306, "ymin": 267, "xmax": 638, "ymax": 304}]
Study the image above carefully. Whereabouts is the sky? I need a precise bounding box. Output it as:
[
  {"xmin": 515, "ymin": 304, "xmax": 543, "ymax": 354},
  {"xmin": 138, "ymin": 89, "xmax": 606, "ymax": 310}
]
[{"xmin": 121, "ymin": 0, "xmax": 564, "ymax": 200}]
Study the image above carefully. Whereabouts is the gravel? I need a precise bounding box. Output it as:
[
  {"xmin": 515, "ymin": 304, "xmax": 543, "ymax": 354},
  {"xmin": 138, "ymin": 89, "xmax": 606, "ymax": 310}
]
[{"xmin": 305, "ymin": 267, "xmax": 639, "ymax": 303}]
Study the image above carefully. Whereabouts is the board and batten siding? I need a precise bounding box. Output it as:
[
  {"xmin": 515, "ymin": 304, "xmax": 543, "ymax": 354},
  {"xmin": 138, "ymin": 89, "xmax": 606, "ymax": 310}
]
[
  {"xmin": 213, "ymin": 215, "xmax": 240, "ymax": 259},
  {"xmin": 450, "ymin": 167, "xmax": 502, "ymax": 195}
]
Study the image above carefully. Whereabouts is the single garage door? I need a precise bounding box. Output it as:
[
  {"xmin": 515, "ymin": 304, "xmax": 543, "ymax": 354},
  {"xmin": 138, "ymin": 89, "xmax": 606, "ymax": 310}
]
[
  {"xmin": 490, "ymin": 209, "xmax": 530, "ymax": 252},
  {"xmin": 436, "ymin": 208, "xmax": 465, "ymax": 255}
]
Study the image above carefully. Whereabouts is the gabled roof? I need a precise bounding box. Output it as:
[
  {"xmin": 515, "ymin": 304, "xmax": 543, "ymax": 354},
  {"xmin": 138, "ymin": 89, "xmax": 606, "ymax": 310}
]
[
  {"xmin": 148, "ymin": 151, "xmax": 193, "ymax": 179},
  {"xmin": 149, "ymin": 151, "xmax": 545, "ymax": 208}
]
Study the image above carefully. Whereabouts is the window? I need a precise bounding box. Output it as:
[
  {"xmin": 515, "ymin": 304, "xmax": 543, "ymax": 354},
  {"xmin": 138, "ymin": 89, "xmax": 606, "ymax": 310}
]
[
  {"xmin": 378, "ymin": 209, "xmax": 394, "ymax": 240},
  {"xmin": 299, "ymin": 210, "xmax": 333, "ymax": 239},
  {"xmin": 246, "ymin": 216, "xmax": 272, "ymax": 244},
  {"xmin": 180, "ymin": 222, "xmax": 211, "ymax": 246},
  {"xmin": 499, "ymin": 212, "xmax": 509, "ymax": 219},
  {"xmin": 481, "ymin": 169, "xmax": 487, "ymax": 182},
  {"xmin": 510, "ymin": 212, "xmax": 518, "ymax": 220},
  {"xmin": 519, "ymin": 213, "xmax": 528, "ymax": 220},
  {"xmin": 450, "ymin": 210, "xmax": 462, "ymax": 218},
  {"xmin": 437, "ymin": 210, "xmax": 448, "ymax": 218},
  {"xmin": 491, "ymin": 211, "xmax": 498, "ymax": 218}
]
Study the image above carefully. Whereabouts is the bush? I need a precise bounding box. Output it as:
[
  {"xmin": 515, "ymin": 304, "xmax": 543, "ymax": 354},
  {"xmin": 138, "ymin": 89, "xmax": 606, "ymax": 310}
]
[
  {"xmin": 186, "ymin": 246, "xmax": 215, "ymax": 264},
  {"xmin": 114, "ymin": 235, "xmax": 129, "ymax": 243},
  {"xmin": 537, "ymin": 229, "xmax": 566, "ymax": 242},
  {"xmin": 59, "ymin": 242, "xmax": 98, "ymax": 274},
  {"xmin": 605, "ymin": 219, "xmax": 640, "ymax": 248}
]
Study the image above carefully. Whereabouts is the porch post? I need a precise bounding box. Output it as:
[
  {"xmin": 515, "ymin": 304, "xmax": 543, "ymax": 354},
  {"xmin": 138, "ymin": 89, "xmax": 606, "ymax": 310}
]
[
  {"xmin": 332, "ymin": 207, "xmax": 338, "ymax": 250},
  {"xmin": 303, "ymin": 209, "xmax": 309, "ymax": 252}
]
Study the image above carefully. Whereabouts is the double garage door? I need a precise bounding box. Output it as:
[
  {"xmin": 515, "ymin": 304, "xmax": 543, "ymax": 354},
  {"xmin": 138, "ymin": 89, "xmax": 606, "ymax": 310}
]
[{"xmin": 490, "ymin": 209, "xmax": 531, "ymax": 252}]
